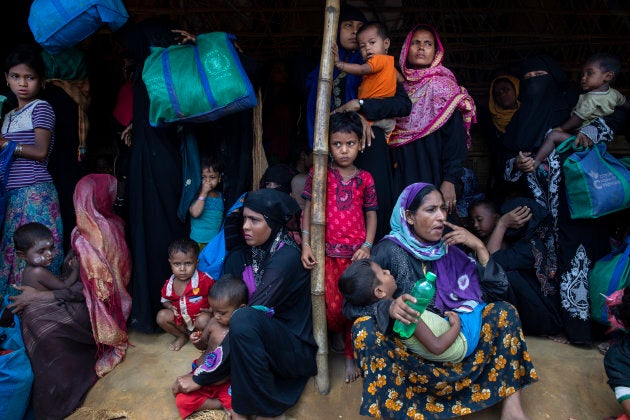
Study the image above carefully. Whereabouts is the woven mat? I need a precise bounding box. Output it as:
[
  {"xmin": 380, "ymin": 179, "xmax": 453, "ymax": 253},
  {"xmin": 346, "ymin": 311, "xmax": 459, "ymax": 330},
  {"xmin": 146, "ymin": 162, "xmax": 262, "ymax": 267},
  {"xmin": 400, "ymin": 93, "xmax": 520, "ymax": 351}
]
[
  {"xmin": 185, "ymin": 410, "xmax": 229, "ymax": 420},
  {"xmin": 66, "ymin": 407, "xmax": 130, "ymax": 420}
]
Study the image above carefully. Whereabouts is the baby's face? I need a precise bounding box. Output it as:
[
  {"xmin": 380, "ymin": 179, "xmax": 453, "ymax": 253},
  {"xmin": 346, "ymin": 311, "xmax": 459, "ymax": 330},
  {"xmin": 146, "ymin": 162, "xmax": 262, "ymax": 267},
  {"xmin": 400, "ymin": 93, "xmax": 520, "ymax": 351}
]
[
  {"xmin": 24, "ymin": 237, "xmax": 55, "ymax": 267},
  {"xmin": 208, "ymin": 297, "xmax": 240, "ymax": 328},
  {"xmin": 581, "ymin": 61, "xmax": 611, "ymax": 92},
  {"xmin": 358, "ymin": 26, "xmax": 390, "ymax": 61}
]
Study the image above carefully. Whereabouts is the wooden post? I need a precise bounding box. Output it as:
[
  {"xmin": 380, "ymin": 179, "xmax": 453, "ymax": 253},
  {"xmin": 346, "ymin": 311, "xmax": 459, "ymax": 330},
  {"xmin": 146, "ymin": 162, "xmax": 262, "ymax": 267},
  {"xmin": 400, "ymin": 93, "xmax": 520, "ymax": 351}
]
[
  {"xmin": 251, "ymin": 88, "xmax": 267, "ymax": 190},
  {"xmin": 311, "ymin": 0, "xmax": 339, "ymax": 395}
]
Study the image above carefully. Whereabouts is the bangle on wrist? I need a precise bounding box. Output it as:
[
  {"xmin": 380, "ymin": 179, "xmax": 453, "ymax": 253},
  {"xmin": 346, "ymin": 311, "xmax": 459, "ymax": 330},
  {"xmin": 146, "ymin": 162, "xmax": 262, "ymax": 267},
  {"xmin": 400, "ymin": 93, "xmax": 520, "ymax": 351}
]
[
  {"xmin": 303, "ymin": 242, "xmax": 311, "ymax": 248},
  {"xmin": 301, "ymin": 230, "xmax": 310, "ymax": 236},
  {"xmin": 15, "ymin": 144, "xmax": 22, "ymax": 157},
  {"xmin": 197, "ymin": 196, "xmax": 206, "ymax": 201},
  {"xmin": 362, "ymin": 241, "xmax": 373, "ymax": 249}
]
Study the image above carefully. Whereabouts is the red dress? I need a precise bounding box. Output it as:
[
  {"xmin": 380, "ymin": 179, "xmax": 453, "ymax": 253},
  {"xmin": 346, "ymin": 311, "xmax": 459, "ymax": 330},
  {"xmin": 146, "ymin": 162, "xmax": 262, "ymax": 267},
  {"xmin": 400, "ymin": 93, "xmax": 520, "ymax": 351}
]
[{"xmin": 303, "ymin": 167, "xmax": 377, "ymax": 355}]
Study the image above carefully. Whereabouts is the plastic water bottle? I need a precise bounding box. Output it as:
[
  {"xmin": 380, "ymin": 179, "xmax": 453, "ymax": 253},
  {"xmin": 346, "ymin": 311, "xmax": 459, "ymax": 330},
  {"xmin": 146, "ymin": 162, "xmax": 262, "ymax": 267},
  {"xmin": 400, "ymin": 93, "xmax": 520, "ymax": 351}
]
[{"xmin": 393, "ymin": 271, "xmax": 437, "ymax": 339}]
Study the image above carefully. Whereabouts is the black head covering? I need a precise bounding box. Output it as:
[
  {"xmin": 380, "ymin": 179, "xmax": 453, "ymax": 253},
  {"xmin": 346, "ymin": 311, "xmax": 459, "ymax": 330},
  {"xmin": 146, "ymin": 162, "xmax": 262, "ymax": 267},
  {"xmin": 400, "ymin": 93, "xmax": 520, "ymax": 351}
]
[
  {"xmin": 244, "ymin": 188, "xmax": 300, "ymax": 285},
  {"xmin": 502, "ymin": 54, "xmax": 571, "ymax": 153},
  {"xmin": 340, "ymin": 4, "xmax": 368, "ymax": 23},
  {"xmin": 244, "ymin": 188, "xmax": 299, "ymax": 232},
  {"xmin": 118, "ymin": 18, "xmax": 177, "ymax": 77},
  {"xmin": 259, "ymin": 164, "xmax": 297, "ymax": 194},
  {"xmin": 520, "ymin": 55, "xmax": 567, "ymax": 88}
]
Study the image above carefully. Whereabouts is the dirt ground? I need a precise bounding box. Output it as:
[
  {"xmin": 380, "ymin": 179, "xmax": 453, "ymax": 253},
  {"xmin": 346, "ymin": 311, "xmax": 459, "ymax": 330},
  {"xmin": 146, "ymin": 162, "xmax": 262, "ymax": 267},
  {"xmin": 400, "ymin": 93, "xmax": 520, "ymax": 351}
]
[{"xmin": 73, "ymin": 331, "xmax": 621, "ymax": 420}]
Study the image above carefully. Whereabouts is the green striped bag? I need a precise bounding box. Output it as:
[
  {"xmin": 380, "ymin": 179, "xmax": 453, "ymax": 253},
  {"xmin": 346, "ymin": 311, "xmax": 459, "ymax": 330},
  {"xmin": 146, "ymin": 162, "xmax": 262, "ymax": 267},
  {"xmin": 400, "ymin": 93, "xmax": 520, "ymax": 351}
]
[{"xmin": 142, "ymin": 32, "xmax": 257, "ymax": 127}]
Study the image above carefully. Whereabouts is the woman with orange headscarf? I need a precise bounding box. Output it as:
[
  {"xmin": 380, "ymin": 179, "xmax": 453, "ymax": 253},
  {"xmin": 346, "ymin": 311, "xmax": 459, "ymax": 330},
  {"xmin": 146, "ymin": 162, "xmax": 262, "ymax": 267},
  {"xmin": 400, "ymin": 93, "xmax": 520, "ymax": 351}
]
[{"xmin": 486, "ymin": 74, "xmax": 520, "ymax": 197}]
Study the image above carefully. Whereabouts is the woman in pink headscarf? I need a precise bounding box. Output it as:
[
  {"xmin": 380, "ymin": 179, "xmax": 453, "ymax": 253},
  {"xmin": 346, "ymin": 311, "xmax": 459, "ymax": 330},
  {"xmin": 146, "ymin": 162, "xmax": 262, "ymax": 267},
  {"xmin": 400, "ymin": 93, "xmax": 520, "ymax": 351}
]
[
  {"xmin": 71, "ymin": 173, "xmax": 132, "ymax": 377},
  {"xmin": 389, "ymin": 24, "xmax": 477, "ymax": 214},
  {"xmin": 7, "ymin": 173, "xmax": 131, "ymax": 418}
]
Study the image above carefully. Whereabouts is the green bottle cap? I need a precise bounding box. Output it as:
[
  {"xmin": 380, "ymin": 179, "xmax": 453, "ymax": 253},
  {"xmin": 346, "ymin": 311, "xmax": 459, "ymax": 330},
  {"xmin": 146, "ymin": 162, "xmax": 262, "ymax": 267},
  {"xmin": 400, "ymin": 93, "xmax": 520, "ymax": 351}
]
[{"xmin": 426, "ymin": 271, "xmax": 437, "ymax": 281}]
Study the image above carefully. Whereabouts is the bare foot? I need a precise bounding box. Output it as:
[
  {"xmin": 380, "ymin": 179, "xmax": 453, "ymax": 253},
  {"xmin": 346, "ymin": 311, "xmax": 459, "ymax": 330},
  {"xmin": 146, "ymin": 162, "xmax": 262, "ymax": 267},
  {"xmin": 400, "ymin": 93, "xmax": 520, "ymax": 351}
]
[
  {"xmin": 169, "ymin": 335, "xmax": 187, "ymax": 351},
  {"xmin": 501, "ymin": 391, "xmax": 529, "ymax": 420},
  {"xmin": 547, "ymin": 334, "xmax": 570, "ymax": 345},
  {"xmin": 331, "ymin": 332, "xmax": 345, "ymax": 353},
  {"xmin": 345, "ymin": 357, "xmax": 361, "ymax": 383},
  {"xmin": 598, "ymin": 341, "xmax": 611, "ymax": 355}
]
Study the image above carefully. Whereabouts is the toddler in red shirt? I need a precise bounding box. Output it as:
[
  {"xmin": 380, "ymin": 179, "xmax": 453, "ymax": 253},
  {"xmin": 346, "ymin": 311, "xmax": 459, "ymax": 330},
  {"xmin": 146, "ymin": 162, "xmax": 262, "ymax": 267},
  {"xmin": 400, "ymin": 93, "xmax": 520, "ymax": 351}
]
[{"xmin": 157, "ymin": 238, "xmax": 215, "ymax": 351}]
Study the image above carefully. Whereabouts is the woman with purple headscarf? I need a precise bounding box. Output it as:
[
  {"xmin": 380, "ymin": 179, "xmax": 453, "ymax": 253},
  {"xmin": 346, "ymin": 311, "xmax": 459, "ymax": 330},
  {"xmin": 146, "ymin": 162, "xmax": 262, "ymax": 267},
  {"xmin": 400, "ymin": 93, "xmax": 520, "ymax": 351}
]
[{"xmin": 344, "ymin": 183, "xmax": 537, "ymax": 419}]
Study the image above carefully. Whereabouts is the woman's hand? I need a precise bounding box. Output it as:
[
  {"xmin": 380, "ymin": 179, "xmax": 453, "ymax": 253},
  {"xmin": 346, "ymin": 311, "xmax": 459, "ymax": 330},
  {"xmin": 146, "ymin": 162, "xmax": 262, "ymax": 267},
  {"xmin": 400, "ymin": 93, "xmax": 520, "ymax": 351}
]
[
  {"xmin": 357, "ymin": 112, "xmax": 375, "ymax": 150},
  {"xmin": 440, "ymin": 181, "xmax": 456, "ymax": 213},
  {"xmin": 172, "ymin": 373, "xmax": 201, "ymax": 395},
  {"xmin": 172, "ymin": 29, "xmax": 196, "ymax": 44},
  {"xmin": 516, "ymin": 151, "xmax": 535, "ymax": 173},
  {"xmin": 121, "ymin": 123, "xmax": 133, "ymax": 147},
  {"xmin": 498, "ymin": 206, "xmax": 532, "ymax": 230},
  {"xmin": 7, "ymin": 285, "xmax": 53, "ymax": 314},
  {"xmin": 333, "ymin": 102, "xmax": 353, "ymax": 114},
  {"xmin": 442, "ymin": 221, "xmax": 490, "ymax": 266},
  {"xmin": 301, "ymin": 246, "xmax": 317, "ymax": 270},
  {"xmin": 389, "ymin": 294, "xmax": 420, "ymax": 325}
]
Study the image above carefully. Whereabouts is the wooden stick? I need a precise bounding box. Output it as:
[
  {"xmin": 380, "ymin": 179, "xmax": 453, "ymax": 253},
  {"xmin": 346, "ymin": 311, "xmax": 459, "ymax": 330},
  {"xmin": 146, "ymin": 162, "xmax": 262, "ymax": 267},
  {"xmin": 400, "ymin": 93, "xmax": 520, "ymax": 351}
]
[
  {"xmin": 251, "ymin": 88, "xmax": 267, "ymax": 190},
  {"xmin": 310, "ymin": 0, "xmax": 339, "ymax": 395}
]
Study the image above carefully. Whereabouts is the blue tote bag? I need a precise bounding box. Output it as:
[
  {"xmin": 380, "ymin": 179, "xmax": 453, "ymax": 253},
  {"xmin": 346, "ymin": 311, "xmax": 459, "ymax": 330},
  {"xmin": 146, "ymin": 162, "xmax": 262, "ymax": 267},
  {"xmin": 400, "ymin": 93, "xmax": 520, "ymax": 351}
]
[
  {"xmin": 28, "ymin": 0, "xmax": 129, "ymax": 54},
  {"xmin": 198, "ymin": 194, "xmax": 245, "ymax": 279},
  {"xmin": 0, "ymin": 297, "xmax": 34, "ymax": 419},
  {"xmin": 558, "ymin": 138, "xmax": 630, "ymax": 219},
  {"xmin": 589, "ymin": 237, "xmax": 630, "ymax": 325}
]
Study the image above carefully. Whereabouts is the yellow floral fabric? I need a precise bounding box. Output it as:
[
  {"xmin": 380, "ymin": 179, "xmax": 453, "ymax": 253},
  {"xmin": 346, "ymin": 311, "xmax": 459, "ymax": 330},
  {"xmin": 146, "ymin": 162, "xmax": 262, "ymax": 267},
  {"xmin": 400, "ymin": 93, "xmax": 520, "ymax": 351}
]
[{"xmin": 352, "ymin": 302, "xmax": 538, "ymax": 419}]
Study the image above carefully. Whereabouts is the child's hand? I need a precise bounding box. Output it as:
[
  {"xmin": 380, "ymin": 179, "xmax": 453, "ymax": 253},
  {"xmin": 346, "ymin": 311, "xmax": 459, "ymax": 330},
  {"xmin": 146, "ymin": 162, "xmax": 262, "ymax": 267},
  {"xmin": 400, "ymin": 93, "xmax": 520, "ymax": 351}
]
[
  {"xmin": 331, "ymin": 43, "xmax": 339, "ymax": 62},
  {"xmin": 200, "ymin": 178, "xmax": 213, "ymax": 195},
  {"xmin": 190, "ymin": 330, "xmax": 202, "ymax": 345},
  {"xmin": 301, "ymin": 246, "xmax": 317, "ymax": 270},
  {"xmin": 67, "ymin": 255, "xmax": 79, "ymax": 271},
  {"xmin": 351, "ymin": 246, "xmax": 371, "ymax": 261},
  {"xmin": 170, "ymin": 306, "xmax": 179, "ymax": 317},
  {"xmin": 574, "ymin": 132, "xmax": 594, "ymax": 148},
  {"xmin": 444, "ymin": 311, "xmax": 461, "ymax": 328}
]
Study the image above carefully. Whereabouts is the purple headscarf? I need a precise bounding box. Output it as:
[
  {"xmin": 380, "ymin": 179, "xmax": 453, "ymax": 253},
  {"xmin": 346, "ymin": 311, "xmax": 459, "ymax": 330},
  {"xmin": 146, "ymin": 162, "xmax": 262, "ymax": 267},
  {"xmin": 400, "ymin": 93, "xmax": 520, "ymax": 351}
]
[{"xmin": 384, "ymin": 183, "xmax": 482, "ymax": 311}]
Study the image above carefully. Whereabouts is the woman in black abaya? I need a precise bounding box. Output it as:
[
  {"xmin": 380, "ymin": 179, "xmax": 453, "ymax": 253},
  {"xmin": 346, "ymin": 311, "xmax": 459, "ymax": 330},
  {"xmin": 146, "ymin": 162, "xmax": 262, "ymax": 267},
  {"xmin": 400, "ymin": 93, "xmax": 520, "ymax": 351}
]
[
  {"xmin": 502, "ymin": 55, "xmax": 613, "ymax": 345},
  {"xmin": 121, "ymin": 20, "xmax": 187, "ymax": 332}
]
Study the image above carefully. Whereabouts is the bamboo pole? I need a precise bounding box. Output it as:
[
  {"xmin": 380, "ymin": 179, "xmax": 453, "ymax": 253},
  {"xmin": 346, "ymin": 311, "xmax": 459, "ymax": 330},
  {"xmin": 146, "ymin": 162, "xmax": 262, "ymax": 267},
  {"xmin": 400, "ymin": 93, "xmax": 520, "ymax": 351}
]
[
  {"xmin": 310, "ymin": 0, "xmax": 339, "ymax": 395},
  {"xmin": 251, "ymin": 88, "xmax": 267, "ymax": 191}
]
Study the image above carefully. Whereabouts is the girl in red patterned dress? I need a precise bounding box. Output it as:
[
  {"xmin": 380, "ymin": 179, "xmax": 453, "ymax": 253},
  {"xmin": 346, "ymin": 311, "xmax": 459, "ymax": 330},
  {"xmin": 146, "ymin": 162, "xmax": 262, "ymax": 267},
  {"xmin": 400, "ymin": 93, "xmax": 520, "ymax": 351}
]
[{"xmin": 301, "ymin": 111, "xmax": 377, "ymax": 383}]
